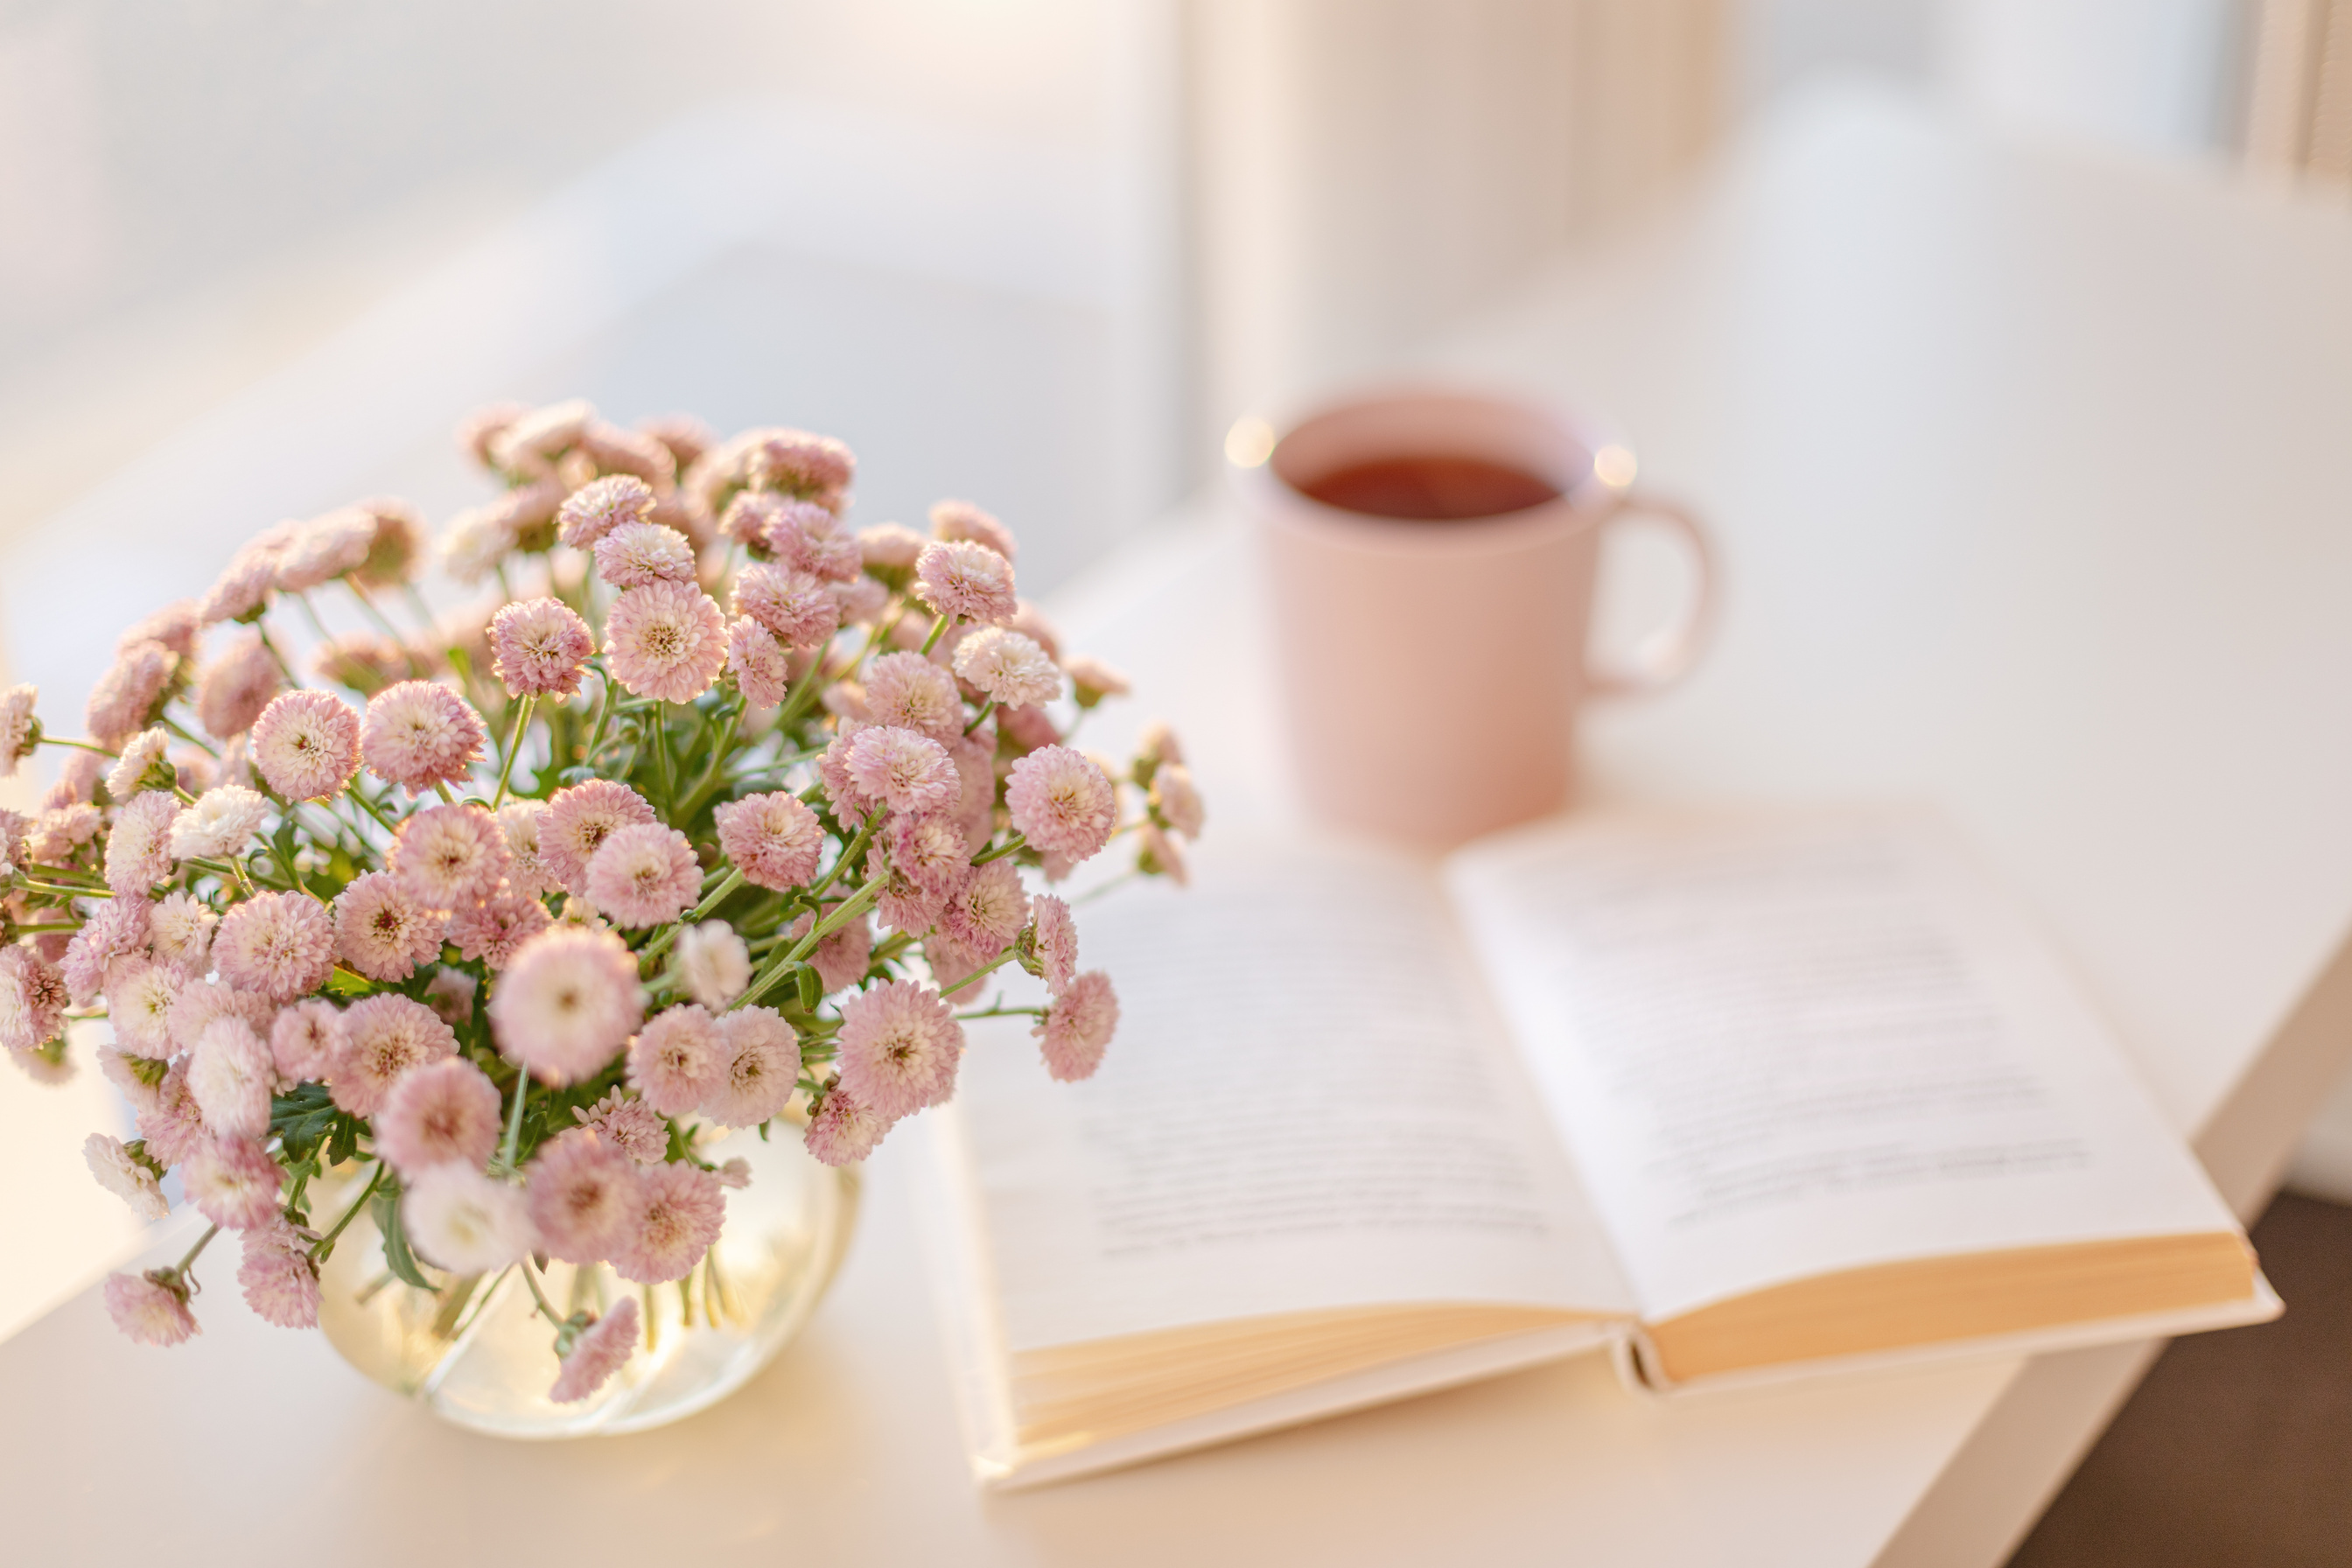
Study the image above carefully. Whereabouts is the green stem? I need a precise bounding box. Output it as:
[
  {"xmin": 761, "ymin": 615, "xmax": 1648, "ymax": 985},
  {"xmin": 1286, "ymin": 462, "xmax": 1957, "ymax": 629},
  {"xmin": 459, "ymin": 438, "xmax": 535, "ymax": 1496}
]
[
  {"xmin": 940, "ymin": 947, "xmax": 1021, "ymax": 999},
  {"xmin": 638, "ymin": 868, "xmax": 746, "ymax": 969},
  {"xmin": 19, "ymin": 878, "xmax": 105, "ymax": 900},
  {"xmin": 919, "ymin": 612, "xmax": 951, "ymax": 655},
  {"xmin": 773, "ymin": 647, "xmax": 832, "ymax": 732},
  {"xmin": 518, "ymin": 1256, "xmax": 565, "ymax": 1327},
  {"xmin": 676, "ymin": 704, "xmax": 742, "ymax": 818},
  {"xmin": 581, "ymin": 668, "xmax": 620, "ymax": 766},
  {"xmin": 954, "ymin": 1004, "xmax": 1047, "ymax": 1020},
  {"xmin": 500, "ymin": 1069, "xmax": 531, "ymax": 1173},
  {"xmin": 807, "ymin": 813, "xmax": 879, "ymax": 902},
  {"xmin": 159, "ymin": 717, "xmax": 220, "ymax": 760},
  {"xmin": 315, "ymin": 1165, "xmax": 383, "ymax": 1256},
  {"xmin": 972, "ymin": 831, "xmax": 1026, "ymax": 867},
  {"xmin": 174, "ymin": 1222, "xmax": 221, "ymax": 1278},
  {"xmin": 36, "ymin": 735, "xmax": 116, "ymax": 757},
  {"xmin": 733, "ymin": 874, "xmax": 887, "ymax": 1012},
  {"xmin": 492, "ymin": 694, "xmax": 536, "ymax": 810},
  {"xmin": 963, "ymin": 697, "xmax": 997, "ymax": 735}
]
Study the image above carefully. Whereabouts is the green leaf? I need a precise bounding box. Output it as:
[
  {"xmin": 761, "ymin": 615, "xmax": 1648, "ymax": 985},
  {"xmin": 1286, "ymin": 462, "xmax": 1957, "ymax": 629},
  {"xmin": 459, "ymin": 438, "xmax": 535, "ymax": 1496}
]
[
  {"xmin": 794, "ymin": 962, "xmax": 822, "ymax": 1012},
  {"xmin": 371, "ymin": 1181, "xmax": 438, "ymax": 1293},
  {"xmin": 326, "ymin": 967, "xmax": 374, "ymax": 998}
]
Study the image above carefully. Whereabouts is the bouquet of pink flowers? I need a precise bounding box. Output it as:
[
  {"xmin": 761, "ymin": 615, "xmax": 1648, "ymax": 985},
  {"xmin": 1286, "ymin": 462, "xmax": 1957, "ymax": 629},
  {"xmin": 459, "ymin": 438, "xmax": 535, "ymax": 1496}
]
[{"xmin": 0, "ymin": 398, "xmax": 1201, "ymax": 1404}]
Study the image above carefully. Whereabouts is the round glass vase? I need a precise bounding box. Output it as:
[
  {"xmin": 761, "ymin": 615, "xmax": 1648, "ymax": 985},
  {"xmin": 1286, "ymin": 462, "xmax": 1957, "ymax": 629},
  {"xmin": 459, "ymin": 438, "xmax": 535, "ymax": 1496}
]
[{"xmin": 313, "ymin": 1121, "xmax": 858, "ymax": 1438}]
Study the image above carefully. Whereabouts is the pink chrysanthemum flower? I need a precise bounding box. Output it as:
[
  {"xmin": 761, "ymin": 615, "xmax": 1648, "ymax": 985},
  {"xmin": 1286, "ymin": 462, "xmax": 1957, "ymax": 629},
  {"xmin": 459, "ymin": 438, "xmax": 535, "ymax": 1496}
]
[
  {"xmin": 312, "ymin": 633, "xmax": 410, "ymax": 693},
  {"xmin": 106, "ymin": 727, "xmax": 172, "ymax": 802},
  {"xmin": 487, "ymin": 597, "xmax": 595, "ymax": 699},
  {"xmin": 858, "ymin": 522, "xmax": 927, "ymax": 570},
  {"xmin": 375, "ymin": 1056, "xmax": 504, "ymax": 1177},
  {"xmin": 1064, "ymin": 653, "xmax": 1130, "ymax": 705},
  {"xmin": 890, "ymin": 798, "xmax": 978, "ymax": 892},
  {"xmin": 62, "ymin": 897, "xmax": 150, "ymax": 1009},
  {"xmin": 526, "ymin": 1129, "xmax": 639, "ymax": 1263},
  {"xmin": 150, "ymin": 889, "xmax": 218, "ymax": 975},
  {"xmin": 271, "ymin": 998, "xmax": 346, "ymax": 1082},
  {"xmin": 1151, "ymin": 762, "xmax": 1205, "ymax": 837},
  {"xmin": 328, "ymin": 994, "xmax": 457, "ymax": 1116},
  {"xmin": 913, "ymin": 540, "xmax": 1018, "ymax": 626},
  {"xmin": 550, "ymin": 1293, "xmax": 640, "ymax": 1404},
  {"xmin": 640, "ymin": 412, "xmax": 715, "ymax": 471},
  {"xmin": 87, "ymin": 640, "xmax": 175, "ymax": 747},
  {"xmin": 673, "ymin": 920, "xmax": 750, "ymax": 1011},
  {"xmin": 805, "ymin": 1082, "xmax": 892, "ymax": 1167},
  {"xmin": 1029, "ymin": 894, "xmax": 1079, "ymax": 994},
  {"xmin": 27, "ymin": 800, "xmax": 100, "ymax": 863},
  {"xmin": 165, "ymin": 975, "xmax": 271, "ymax": 1056},
  {"xmin": 943, "ymin": 857, "xmax": 1028, "ymax": 955},
  {"xmin": 747, "ymin": 429, "xmax": 856, "ymax": 502},
  {"xmin": 790, "ymin": 905, "xmax": 874, "ymax": 995},
  {"xmin": 712, "ymin": 790, "xmax": 823, "ymax": 891},
  {"xmin": 948, "ymin": 733, "xmax": 998, "ymax": 853},
  {"xmin": 448, "ymin": 883, "xmax": 552, "ymax": 969},
  {"xmin": 704, "ymin": 1005, "xmax": 800, "ymax": 1128},
  {"xmin": 198, "ymin": 542, "xmax": 281, "ymax": 626},
  {"xmin": 996, "ymin": 701, "xmax": 1060, "ymax": 753},
  {"xmin": 834, "ymin": 979, "xmax": 963, "ymax": 1119},
  {"xmin": 570, "ymin": 1088, "xmax": 669, "ymax": 1165},
  {"xmin": 332, "ymin": 872, "xmax": 445, "ymax": 982},
  {"xmin": 1037, "ymin": 970, "xmax": 1118, "ymax": 1082},
  {"xmin": 732, "ymin": 562, "xmax": 841, "ymax": 650},
  {"xmin": 592, "ymin": 521, "xmax": 696, "ymax": 588},
  {"xmin": 212, "ymin": 891, "xmax": 335, "ymax": 1003},
  {"xmin": 495, "ymin": 799, "xmax": 558, "ymax": 895},
  {"xmin": 951, "ymin": 626, "xmax": 1060, "ymax": 709},
  {"xmin": 831, "ymin": 574, "xmax": 890, "ymax": 626},
  {"xmin": 864, "ymin": 650, "xmax": 962, "ymax": 738},
  {"xmin": 237, "ymin": 1218, "xmax": 322, "ymax": 1328},
  {"xmin": 104, "ymin": 957, "xmax": 179, "ymax": 1056},
  {"xmin": 85, "ymin": 1132, "xmax": 169, "ymax": 1222},
  {"xmin": 779, "ymin": 506, "xmax": 864, "ymax": 583},
  {"xmin": 556, "ymin": 473, "xmax": 655, "ymax": 549},
  {"xmin": 188, "ymin": 1017, "xmax": 276, "ymax": 1140},
  {"xmin": 362, "ymin": 681, "xmax": 486, "ymax": 792},
  {"xmin": 874, "ymin": 859, "xmax": 948, "ymax": 937},
  {"xmin": 725, "ymin": 618, "xmax": 793, "ymax": 707},
  {"xmin": 103, "ymin": 1270, "xmax": 199, "ymax": 1347},
  {"xmin": 716, "ymin": 490, "xmax": 784, "ymax": 550},
  {"xmin": 105, "ymin": 790, "xmax": 181, "ymax": 895},
  {"xmin": 845, "ymin": 725, "xmax": 960, "ymax": 816},
  {"xmin": 928, "ymin": 497, "xmax": 1018, "ymax": 559},
  {"xmin": 542, "ymin": 779, "xmax": 656, "ymax": 893},
  {"xmin": 605, "ymin": 579, "xmax": 728, "ymax": 704},
  {"xmin": 405, "ymin": 1166, "xmax": 536, "ymax": 1273},
  {"xmin": 584, "ymin": 822, "xmax": 700, "ymax": 928},
  {"xmin": 1138, "ymin": 821, "xmax": 1190, "ymax": 886},
  {"xmin": 923, "ymin": 929, "xmax": 989, "ymax": 993},
  {"xmin": 251, "ymin": 690, "xmax": 361, "ymax": 801},
  {"xmin": 274, "ymin": 507, "xmax": 376, "ymax": 592},
  {"xmin": 626, "ymin": 1004, "xmax": 725, "ymax": 1116},
  {"xmin": 818, "ymin": 720, "xmax": 876, "ymax": 817},
  {"xmin": 1005, "ymin": 745, "xmax": 1117, "ymax": 863},
  {"xmin": 489, "ymin": 927, "xmax": 643, "ymax": 1085},
  {"xmin": 354, "ymin": 499, "xmax": 425, "ymax": 588},
  {"xmin": 184, "ymin": 1136, "xmax": 283, "ymax": 1230},
  {"xmin": 135, "ymin": 1060, "xmax": 210, "ymax": 1168},
  {"xmin": 102, "ymin": 1046, "xmax": 166, "ymax": 1114},
  {"xmin": 390, "ymin": 802, "xmax": 510, "ymax": 907},
  {"xmin": 117, "ymin": 601, "xmax": 201, "ymax": 660},
  {"xmin": 423, "ymin": 965, "xmax": 478, "ymax": 1026},
  {"xmin": 609, "ymin": 1161, "xmax": 726, "ymax": 1284},
  {"xmin": 196, "ymin": 632, "xmax": 283, "ymax": 740},
  {"xmin": 170, "ymin": 784, "xmax": 270, "ymax": 862},
  {"xmin": 0, "ymin": 683, "xmax": 37, "ymax": 777}
]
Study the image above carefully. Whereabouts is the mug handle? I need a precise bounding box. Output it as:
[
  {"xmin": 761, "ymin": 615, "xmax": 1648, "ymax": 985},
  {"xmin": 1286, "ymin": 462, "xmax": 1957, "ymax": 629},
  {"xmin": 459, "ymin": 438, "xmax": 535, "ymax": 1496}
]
[{"xmin": 1583, "ymin": 491, "xmax": 1718, "ymax": 699}]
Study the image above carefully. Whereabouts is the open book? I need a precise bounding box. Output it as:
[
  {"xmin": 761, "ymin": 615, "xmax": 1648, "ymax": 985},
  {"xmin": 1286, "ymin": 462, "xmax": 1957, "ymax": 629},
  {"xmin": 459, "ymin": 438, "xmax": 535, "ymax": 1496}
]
[{"xmin": 919, "ymin": 810, "xmax": 2277, "ymax": 1488}]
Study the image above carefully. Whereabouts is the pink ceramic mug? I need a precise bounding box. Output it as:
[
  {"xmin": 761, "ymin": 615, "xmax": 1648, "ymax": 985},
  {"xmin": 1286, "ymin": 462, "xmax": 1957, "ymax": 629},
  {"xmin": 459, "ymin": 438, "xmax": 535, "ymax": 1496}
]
[{"xmin": 1232, "ymin": 386, "xmax": 1716, "ymax": 847}]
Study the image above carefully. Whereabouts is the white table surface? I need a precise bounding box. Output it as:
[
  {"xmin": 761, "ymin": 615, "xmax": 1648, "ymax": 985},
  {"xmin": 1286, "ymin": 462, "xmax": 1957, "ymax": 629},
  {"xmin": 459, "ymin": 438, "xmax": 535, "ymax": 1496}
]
[{"xmin": 7, "ymin": 84, "xmax": 2352, "ymax": 1565}]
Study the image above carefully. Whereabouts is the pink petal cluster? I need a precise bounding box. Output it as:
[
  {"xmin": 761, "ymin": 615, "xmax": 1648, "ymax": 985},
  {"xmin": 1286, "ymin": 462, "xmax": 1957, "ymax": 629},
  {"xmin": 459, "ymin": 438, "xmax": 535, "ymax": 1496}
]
[
  {"xmin": 609, "ymin": 1162, "xmax": 726, "ymax": 1284},
  {"xmin": 104, "ymin": 790, "xmax": 182, "ymax": 894},
  {"xmin": 593, "ymin": 522, "xmax": 696, "ymax": 588},
  {"xmin": 184, "ymin": 1136, "xmax": 284, "ymax": 1230},
  {"xmin": 104, "ymin": 958, "xmax": 179, "ymax": 1056},
  {"xmin": 391, "ymin": 802, "xmax": 510, "ymax": 907},
  {"xmin": 791, "ymin": 905, "xmax": 875, "ymax": 995},
  {"xmin": 732, "ymin": 563, "xmax": 840, "ymax": 649},
  {"xmin": 542, "ymin": 779, "xmax": 656, "ymax": 892},
  {"xmin": 188, "ymin": 1017, "xmax": 276, "ymax": 1138},
  {"xmin": 135, "ymin": 1060, "xmax": 210, "ymax": 1168},
  {"xmin": 584, "ymin": 822, "xmax": 701, "ymax": 928},
  {"xmin": 704, "ymin": 1005, "xmax": 800, "ymax": 1127},
  {"xmin": 62, "ymin": 898, "xmax": 150, "ymax": 1008},
  {"xmin": 605, "ymin": 579, "xmax": 728, "ymax": 703},
  {"xmin": 526, "ymin": 1130, "xmax": 638, "ymax": 1262},
  {"xmin": 362, "ymin": 681, "xmax": 486, "ymax": 792},
  {"xmin": 334, "ymin": 872, "xmax": 447, "ymax": 982},
  {"xmin": 626, "ymin": 1004, "xmax": 725, "ymax": 1116},
  {"xmin": 550, "ymin": 1294, "xmax": 642, "ymax": 1403},
  {"xmin": 864, "ymin": 651, "xmax": 962, "ymax": 738},
  {"xmin": 447, "ymin": 883, "xmax": 553, "ymax": 969},
  {"xmin": 329, "ymin": 994, "xmax": 458, "ymax": 1116},
  {"xmin": 557, "ymin": 473, "xmax": 655, "ymax": 549},
  {"xmin": 488, "ymin": 597, "xmax": 596, "ymax": 698},
  {"xmin": 1029, "ymin": 894, "xmax": 1079, "ymax": 994},
  {"xmin": 724, "ymin": 618, "xmax": 793, "ymax": 707},
  {"xmin": 842, "ymin": 725, "xmax": 959, "ymax": 817},
  {"xmin": 404, "ymin": 1166, "xmax": 536, "ymax": 1272},
  {"xmin": 251, "ymin": 690, "xmax": 362, "ymax": 801},
  {"xmin": 169, "ymin": 784, "xmax": 271, "ymax": 861},
  {"xmin": 1004, "ymin": 745, "xmax": 1117, "ymax": 862},
  {"xmin": 103, "ymin": 1270, "xmax": 200, "ymax": 1347},
  {"xmin": 375, "ymin": 1057, "xmax": 504, "ymax": 1176},
  {"xmin": 571, "ymin": 1088, "xmax": 670, "ymax": 1164},
  {"xmin": 942, "ymin": 857, "xmax": 1028, "ymax": 955},
  {"xmin": 0, "ymin": 684, "xmax": 39, "ymax": 779},
  {"xmin": 489, "ymin": 926, "xmax": 643, "ymax": 1084},
  {"xmin": 1037, "ymin": 970, "xmax": 1119, "ymax": 1082},
  {"xmin": 712, "ymin": 790, "xmax": 823, "ymax": 891},
  {"xmin": 237, "ymin": 1219, "xmax": 323, "ymax": 1328},
  {"xmin": 805, "ymin": 1084, "xmax": 891, "ymax": 1166},
  {"xmin": 106, "ymin": 727, "xmax": 172, "ymax": 802},
  {"xmin": 150, "ymin": 889, "xmax": 219, "ymax": 974},
  {"xmin": 84, "ymin": 1132, "xmax": 169, "ymax": 1222},
  {"xmin": 912, "ymin": 540, "xmax": 1018, "ymax": 626},
  {"xmin": 271, "ymin": 999, "xmax": 346, "ymax": 1082},
  {"xmin": 833, "ymin": 979, "xmax": 962, "ymax": 1119},
  {"xmin": 496, "ymin": 800, "xmax": 558, "ymax": 895},
  {"xmin": 211, "ymin": 890, "xmax": 335, "ymax": 1002},
  {"xmin": 929, "ymin": 498, "xmax": 1018, "ymax": 560},
  {"xmin": 87, "ymin": 640, "xmax": 176, "ymax": 747},
  {"xmin": 673, "ymin": 920, "xmax": 751, "ymax": 1011},
  {"xmin": 197, "ymin": 633, "xmax": 284, "ymax": 738},
  {"xmin": 951, "ymin": 626, "xmax": 1060, "ymax": 709}
]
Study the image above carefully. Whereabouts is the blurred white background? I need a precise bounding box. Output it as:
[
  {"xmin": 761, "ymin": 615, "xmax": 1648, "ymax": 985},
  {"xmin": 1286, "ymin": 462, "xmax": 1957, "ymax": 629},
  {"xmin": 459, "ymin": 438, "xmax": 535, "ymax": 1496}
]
[{"xmin": 2, "ymin": 0, "xmax": 2342, "ymax": 1334}]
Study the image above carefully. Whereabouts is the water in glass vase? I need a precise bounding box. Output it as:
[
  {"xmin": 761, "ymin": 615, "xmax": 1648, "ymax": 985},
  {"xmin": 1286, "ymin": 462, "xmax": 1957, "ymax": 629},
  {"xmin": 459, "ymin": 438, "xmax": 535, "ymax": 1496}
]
[{"xmin": 313, "ymin": 1121, "xmax": 857, "ymax": 1438}]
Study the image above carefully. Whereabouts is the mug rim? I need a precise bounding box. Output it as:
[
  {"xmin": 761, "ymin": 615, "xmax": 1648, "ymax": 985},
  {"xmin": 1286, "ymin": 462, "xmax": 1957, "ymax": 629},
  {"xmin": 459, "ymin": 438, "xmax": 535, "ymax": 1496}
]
[{"xmin": 1228, "ymin": 383, "xmax": 1631, "ymax": 556}]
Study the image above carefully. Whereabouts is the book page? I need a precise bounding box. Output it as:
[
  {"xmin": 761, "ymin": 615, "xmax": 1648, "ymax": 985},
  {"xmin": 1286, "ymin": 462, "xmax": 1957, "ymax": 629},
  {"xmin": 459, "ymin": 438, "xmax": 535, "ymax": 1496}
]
[
  {"xmin": 1446, "ymin": 810, "xmax": 2245, "ymax": 1323},
  {"xmin": 948, "ymin": 835, "xmax": 1635, "ymax": 1355}
]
